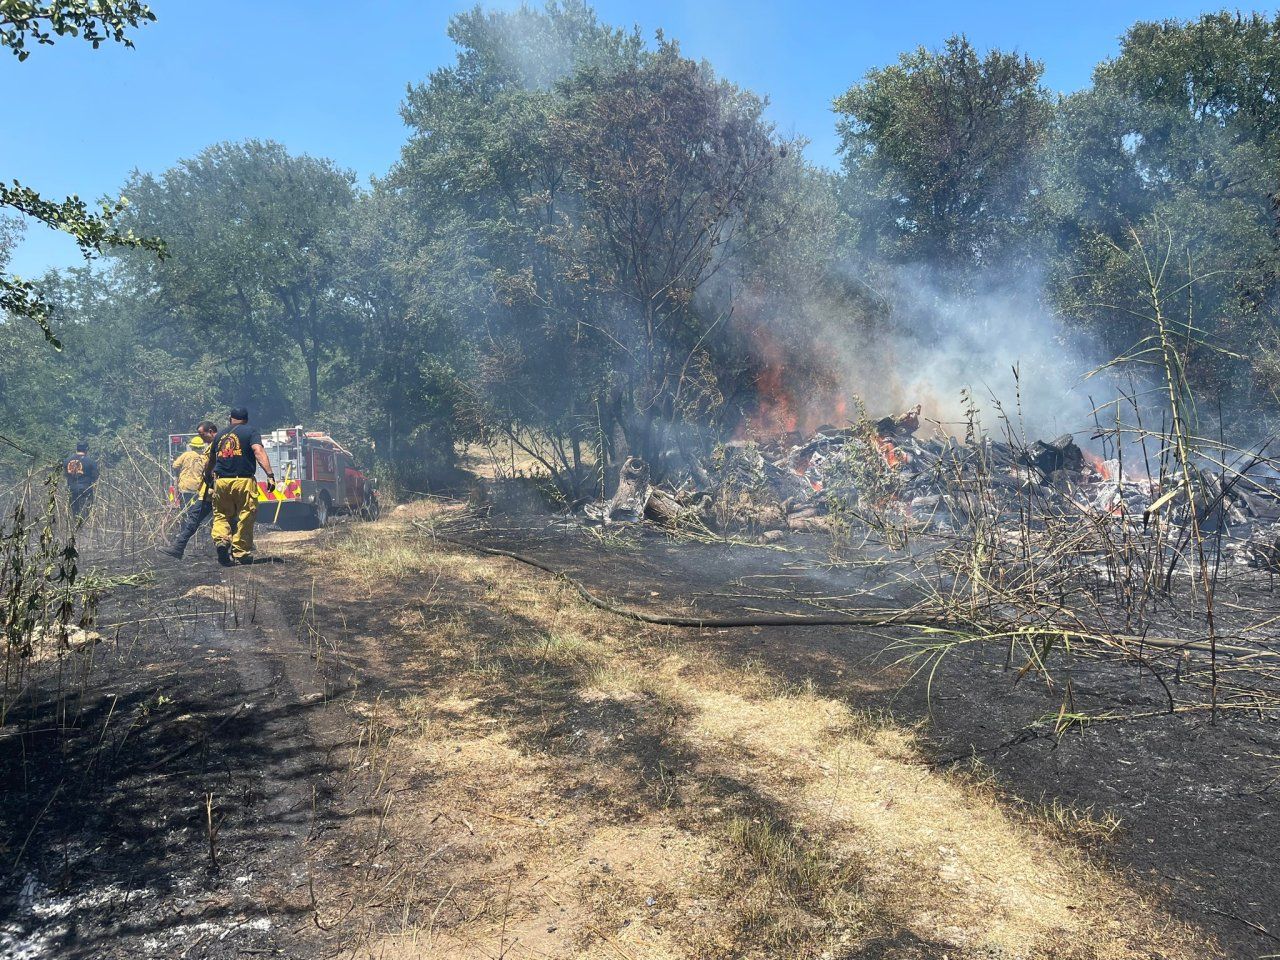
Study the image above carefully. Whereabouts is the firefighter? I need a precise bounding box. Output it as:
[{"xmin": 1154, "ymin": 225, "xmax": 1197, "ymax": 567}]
[
  {"xmin": 204, "ymin": 407, "xmax": 275, "ymax": 566},
  {"xmin": 159, "ymin": 420, "xmax": 219, "ymax": 559},
  {"xmin": 65, "ymin": 440, "xmax": 100, "ymax": 525}
]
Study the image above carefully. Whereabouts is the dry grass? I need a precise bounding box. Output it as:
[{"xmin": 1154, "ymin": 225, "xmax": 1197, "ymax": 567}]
[
  {"xmin": 326, "ymin": 525, "xmax": 441, "ymax": 582},
  {"xmin": 724, "ymin": 813, "xmax": 868, "ymax": 951},
  {"xmin": 277, "ymin": 507, "xmax": 1220, "ymax": 959}
]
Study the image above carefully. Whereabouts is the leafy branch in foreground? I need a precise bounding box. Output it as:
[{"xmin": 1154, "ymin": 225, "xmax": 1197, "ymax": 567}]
[
  {"xmin": 0, "ymin": 1, "xmax": 163, "ymax": 347},
  {"xmin": 0, "ymin": 1, "xmax": 155, "ymax": 60},
  {"xmin": 0, "ymin": 184, "xmax": 166, "ymax": 348}
]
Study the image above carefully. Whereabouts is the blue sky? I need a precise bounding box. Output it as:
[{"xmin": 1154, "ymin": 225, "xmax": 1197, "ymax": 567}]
[{"xmin": 1, "ymin": 0, "xmax": 1250, "ymax": 277}]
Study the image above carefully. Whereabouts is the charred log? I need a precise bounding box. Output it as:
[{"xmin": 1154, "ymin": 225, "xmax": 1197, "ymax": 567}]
[
  {"xmin": 645, "ymin": 487, "xmax": 711, "ymax": 526},
  {"xmin": 1022, "ymin": 434, "xmax": 1084, "ymax": 478}
]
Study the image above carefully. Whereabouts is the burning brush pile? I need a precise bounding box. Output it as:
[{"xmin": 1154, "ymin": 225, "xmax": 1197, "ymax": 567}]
[
  {"xmin": 581, "ymin": 401, "xmax": 1280, "ymax": 721},
  {"xmin": 586, "ymin": 405, "xmax": 1280, "ymax": 570}
]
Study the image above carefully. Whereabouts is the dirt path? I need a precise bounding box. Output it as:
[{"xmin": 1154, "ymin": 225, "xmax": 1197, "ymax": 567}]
[
  {"xmin": 3, "ymin": 507, "xmax": 1271, "ymax": 958},
  {"xmin": 258, "ymin": 507, "xmax": 1240, "ymax": 958}
]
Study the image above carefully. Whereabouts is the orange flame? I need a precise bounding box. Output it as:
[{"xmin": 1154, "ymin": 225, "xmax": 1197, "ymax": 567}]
[
  {"xmin": 740, "ymin": 324, "xmax": 848, "ymax": 439},
  {"xmin": 876, "ymin": 436, "xmax": 902, "ymax": 469},
  {"xmin": 1082, "ymin": 451, "xmax": 1111, "ymax": 481}
]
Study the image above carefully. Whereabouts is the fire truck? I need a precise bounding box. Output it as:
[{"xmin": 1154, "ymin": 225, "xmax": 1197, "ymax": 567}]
[{"xmin": 166, "ymin": 426, "xmax": 378, "ymax": 529}]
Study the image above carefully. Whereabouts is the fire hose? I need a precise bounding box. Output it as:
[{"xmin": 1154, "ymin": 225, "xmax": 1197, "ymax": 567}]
[
  {"xmin": 418, "ymin": 524, "xmax": 1278, "ymax": 659},
  {"xmin": 422, "ymin": 526, "xmax": 956, "ymax": 629}
]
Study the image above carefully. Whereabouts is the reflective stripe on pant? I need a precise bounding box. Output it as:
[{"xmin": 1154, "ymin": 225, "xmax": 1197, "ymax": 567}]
[{"xmin": 211, "ymin": 477, "xmax": 258, "ymax": 559}]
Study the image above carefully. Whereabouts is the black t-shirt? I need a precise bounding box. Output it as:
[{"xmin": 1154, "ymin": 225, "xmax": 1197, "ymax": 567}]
[
  {"xmin": 65, "ymin": 453, "xmax": 98, "ymax": 489},
  {"xmin": 211, "ymin": 424, "xmax": 263, "ymax": 479}
]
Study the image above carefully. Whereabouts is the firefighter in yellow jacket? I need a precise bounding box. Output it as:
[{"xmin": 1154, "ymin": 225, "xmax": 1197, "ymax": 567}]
[
  {"xmin": 172, "ymin": 435, "xmax": 208, "ymax": 502},
  {"xmin": 203, "ymin": 407, "xmax": 276, "ymax": 566}
]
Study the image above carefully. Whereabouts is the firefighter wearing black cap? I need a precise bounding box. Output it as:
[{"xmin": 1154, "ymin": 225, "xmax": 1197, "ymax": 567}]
[
  {"xmin": 204, "ymin": 407, "xmax": 275, "ymax": 566},
  {"xmin": 65, "ymin": 440, "xmax": 99, "ymax": 524}
]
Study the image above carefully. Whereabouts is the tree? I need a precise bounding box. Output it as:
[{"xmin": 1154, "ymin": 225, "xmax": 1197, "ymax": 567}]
[
  {"xmin": 1, "ymin": 0, "xmax": 164, "ymax": 345},
  {"xmin": 1101, "ymin": 12, "xmax": 1280, "ymax": 156},
  {"xmin": 1047, "ymin": 13, "xmax": 1280, "ymax": 422},
  {"xmin": 834, "ymin": 35, "xmax": 1053, "ymax": 274},
  {"xmin": 391, "ymin": 3, "xmax": 792, "ymax": 485},
  {"xmin": 391, "ymin": 1, "xmax": 646, "ymax": 491},
  {"xmin": 335, "ymin": 183, "xmax": 470, "ymax": 487},
  {"xmin": 117, "ymin": 141, "xmax": 357, "ymax": 416},
  {"xmin": 549, "ymin": 42, "xmax": 782, "ymax": 464}
]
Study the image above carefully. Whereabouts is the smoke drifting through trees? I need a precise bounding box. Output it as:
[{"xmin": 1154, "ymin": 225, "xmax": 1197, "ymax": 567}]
[
  {"xmin": 853, "ymin": 267, "xmax": 1101, "ymax": 438},
  {"xmin": 2, "ymin": 3, "xmax": 1278, "ymax": 491}
]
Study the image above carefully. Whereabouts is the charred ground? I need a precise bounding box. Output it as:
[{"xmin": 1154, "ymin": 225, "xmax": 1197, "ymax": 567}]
[
  {"xmin": 426, "ymin": 506, "xmax": 1280, "ymax": 955},
  {"xmin": 3, "ymin": 503, "xmax": 1275, "ymax": 959}
]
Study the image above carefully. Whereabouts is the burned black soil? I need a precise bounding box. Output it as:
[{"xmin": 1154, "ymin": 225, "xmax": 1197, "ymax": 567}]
[
  {"xmin": 0, "ymin": 541, "xmax": 359, "ymax": 960},
  {"xmin": 428, "ymin": 511, "xmax": 1280, "ymax": 959},
  {"xmin": 3, "ymin": 510, "xmax": 1276, "ymax": 958}
]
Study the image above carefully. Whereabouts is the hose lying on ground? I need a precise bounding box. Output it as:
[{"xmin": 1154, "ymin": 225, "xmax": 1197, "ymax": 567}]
[
  {"xmin": 420, "ymin": 525, "xmax": 934, "ymax": 629},
  {"xmin": 415, "ymin": 522, "xmax": 1280, "ymax": 661}
]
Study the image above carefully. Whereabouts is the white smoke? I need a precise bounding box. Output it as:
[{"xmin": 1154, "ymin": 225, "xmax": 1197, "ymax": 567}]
[
  {"xmin": 811, "ymin": 261, "xmax": 1115, "ymax": 444},
  {"xmin": 880, "ymin": 264, "xmax": 1102, "ymax": 438}
]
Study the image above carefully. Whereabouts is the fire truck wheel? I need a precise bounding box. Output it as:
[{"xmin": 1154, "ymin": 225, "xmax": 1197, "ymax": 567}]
[
  {"xmin": 313, "ymin": 494, "xmax": 331, "ymax": 529},
  {"xmin": 292, "ymin": 494, "xmax": 331, "ymax": 531}
]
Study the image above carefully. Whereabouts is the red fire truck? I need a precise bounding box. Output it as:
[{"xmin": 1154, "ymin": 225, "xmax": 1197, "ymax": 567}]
[{"xmin": 166, "ymin": 426, "xmax": 378, "ymax": 529}]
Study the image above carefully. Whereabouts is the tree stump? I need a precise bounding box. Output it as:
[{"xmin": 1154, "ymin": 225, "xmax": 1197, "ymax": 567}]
[{"xmin": 602, "ymin": 456, "xmax": 651, "ymax": 523}]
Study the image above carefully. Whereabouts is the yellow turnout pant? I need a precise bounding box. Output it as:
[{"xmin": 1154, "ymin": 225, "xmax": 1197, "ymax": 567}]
[{"xmin": 211, "ymin": 477, "xmax": 259, "ymax": 559}]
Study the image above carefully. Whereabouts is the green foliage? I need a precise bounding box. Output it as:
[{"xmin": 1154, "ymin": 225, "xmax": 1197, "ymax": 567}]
[
  {"xmin": 1102, "ymin": 12, "xmax": 1280, "ymax": 154},
  {"xmin": 334, "ymin": 185, "xmax": 470, "ymax": 490},
  {"xmin": 834, "ymin": 35, "xmax": 1054, "ymax": 273},
  {"xmin": 0, "ymin": 0, "xmax": 154, "ymax": 60},
  {"xmin": 1045, "ymin": 12, "xmax": 1280, "ymax": 424},
  {"xmin": 0, "ymin": 184, "xmax": 160, "ymax": 257},
  {"xmin": 1, "ymin": 0, "xmax": 163, "ymax": 345},
  {"xmin": 389, "ymin": 0, "xmax": 648, "ymax": 491},
  {"xmin": 117, "ymin": 140, "xmax": 356, "ymax": 416}
]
